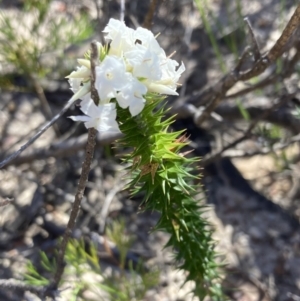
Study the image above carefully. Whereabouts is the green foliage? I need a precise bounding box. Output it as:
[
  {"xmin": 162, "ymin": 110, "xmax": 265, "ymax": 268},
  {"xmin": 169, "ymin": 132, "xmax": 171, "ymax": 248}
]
[
  {"xmin": 271, "ymin": 149, "xmax": 291, "ymax": 172},
  {"xmin": 293, "ymin": 106, "xmax": 300, "ymax": 119},
  {"xmin": 64, "ymin": 238, "xmax": 101, "ymax": 275},
  {"xmin": 256, "ymin": 123, "xmax": 282, "ymax": 146},
  {"xmin": 194, "ymin": 0, "xmax": 226, "ymax": 72},
  {"xmin": 236, "ymin": 99, "xmax": 250, "ymax": 121},
  {"xmin": 24, "ymin": 226, "xmax": 159, "ymax": 301},
  {"xmin": 102, "ymin": 260, "xmax": 160, "ymax": 301},
  {"xmin": 106, "ymin": 219, "xmax": 135, "ymax": 270},
  {"xmin": 0, "ymin": 1, "xmax": 93, "ymax": 87},
  {"xmin": 194, "ymin": 0, "xmax": 245, "ymax": 73},
  {"xmin": 24, "ymin": 251, "xmax": 55, "ymax": 286},
  {"xmin": 117, "ymin": 95, "xmax": 225, "ymax": 300},
  {"xmin": 103, "ymin": 220, "xmax": 160, "ymax": 301}
]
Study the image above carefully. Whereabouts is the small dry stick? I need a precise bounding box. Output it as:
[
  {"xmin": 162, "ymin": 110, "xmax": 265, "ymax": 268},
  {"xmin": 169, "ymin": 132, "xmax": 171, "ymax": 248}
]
[
  {"xmin": 191, "ymin": 4, "xmax": 300, "ymax": 126},
  {"xmin": 47, "ymin": 41, "xmax": 100, "ymax": 295},
  {"xmin": 244, "ymin": 17, "xmax": 261, "ymax": 61},
  {"xmin": 222, "ymin": 133, "xmax": 300, "ymax": 159},
  {"xmin": 143, "ymin": 0, "xmax": 159, "ymax": 29},
  {"xmin": 29, "ymin": 73, "xmax": 61, "ymax": 137},
  {"xmin": 0, "ymin": 100, "xmax": 75, "ymax": 169},
  {"xmin": 267, "ymin": 4, "xmax": 300, "ymax": 63},
  {"xmin": 200, "ymin": 93, "xmax": 295, "ymax": 166}
]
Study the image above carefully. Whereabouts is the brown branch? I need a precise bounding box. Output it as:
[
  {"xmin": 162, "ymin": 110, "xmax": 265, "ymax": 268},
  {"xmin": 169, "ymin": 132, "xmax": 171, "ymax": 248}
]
[
  {"xmin": 49, "ymin": 129, "xmax": 97, "ymax": 293},
  {"xmin": 90, "ymin": 41, "xmax": 100, "ymax": 106},
  {"xmin": 47, "ymin": 41, "xmax": 100, "ymax": 295},
  {"xmin": 267, "ymin": 4, "xmax": 300, "ymax": 62},
  {"xmin": 2, "ymin": 132, "xmax": 121, "ymax": 167},
  {"xmin": 142, "ymin": 0, "xmax": 159, "ymax": 30},
  {"xmin": 188, "ymin": 4, "xmax": 300, "ymax": 126},
  {"xmin": 29, "ymin": 73, "xmax": 61, "ymax": 137},
  {"xmin": 222, "ymin": 133, "xmax": 300, "ymax": 159},
  {"xmin": 200, "ymin": 93, "xmax": 295, "ymax": 167},
  {"xmin": 0, "ymin": 100, "xmax": 75, "ymax": 169},
  {"xmin": 215, "ymin": 104, "xmax": 300, "ymax": 134},
  {"xmin": 226, "ymin": 42, "xmax": 300, "ymax": 99},
  {"xmin": 244, "ymin": 17, "xmax": 261, "ymax": 61},
  {"xmin": 224, "ymin": 74, "xmax": 277, "ymax": 99}
]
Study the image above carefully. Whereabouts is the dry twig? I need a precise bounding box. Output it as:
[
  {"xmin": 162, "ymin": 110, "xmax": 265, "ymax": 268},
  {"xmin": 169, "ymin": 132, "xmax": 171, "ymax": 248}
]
[
  {"xmin": 47, "ymin": 41, "xmax": 100, "ymax": 296},
  {"xmin": 142, "ymin": 0, "xmax": 159, "ymax": 30},
  {"xmin": 176, "ymin": 4, "xmax": 300, "ymax": 126},
  {"xmin": 200, "ymin": 93, "xmax": 296, "ymax": 166},
  {"xmin": 0, "ymin": 100, "xmax": 75, "ymax": 169},
  {"xmin": 222, "ymin": 133, "xmax": 300, "ymax": 159}
]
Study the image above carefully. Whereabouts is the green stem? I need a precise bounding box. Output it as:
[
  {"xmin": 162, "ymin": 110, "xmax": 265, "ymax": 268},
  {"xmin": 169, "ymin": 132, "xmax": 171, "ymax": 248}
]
[{"xmin": 117, "ymin": 95, "xmax": 225, "ymax": 300}]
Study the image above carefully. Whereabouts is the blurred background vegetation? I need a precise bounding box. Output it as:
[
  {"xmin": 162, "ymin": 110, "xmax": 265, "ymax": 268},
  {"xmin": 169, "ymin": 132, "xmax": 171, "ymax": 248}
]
[{"xmin": 0, "ymin": 0, "xmax": 300, "ymax": 300}]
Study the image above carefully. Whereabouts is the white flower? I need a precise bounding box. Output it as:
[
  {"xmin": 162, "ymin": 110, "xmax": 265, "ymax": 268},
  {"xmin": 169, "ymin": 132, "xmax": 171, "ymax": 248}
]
[
  {"xmin": 103, "ymin": 19, "xmax": 135, "ymax": 56},
  {"xmin": 134, "ymin": 27, "xmax": 165, "ymax": 57},
  {"xmin": 66, "ymin": 62, "xmax": 91, "ymax": 103},
  {"xmin": 69, "ymin": 101, "xmax": 121, "ymax": 134},
  {"xmin": 67, "ymin": 18, "xmax": 186, "ymax": 130},
  {"xmin": 145, "ymin": 59, "xmax": 185, "ymax": 95},
  {"xmin": 161, "ymin": 58, "xmax": 186, "ymax": 85},
  {"xmin": 116, "ymin": 75, "xmax": 147, "ymax": 116},
  {"xmin": 124, "ymin": 44, "xmax": 161, "ymax": 81},
  {"xmin": 68, "ymin": 78, "xmax": 91, "ymax": 103},
  {"xmin": 95, "ymin": 55, "xmax": 129, "ymax": 103}
]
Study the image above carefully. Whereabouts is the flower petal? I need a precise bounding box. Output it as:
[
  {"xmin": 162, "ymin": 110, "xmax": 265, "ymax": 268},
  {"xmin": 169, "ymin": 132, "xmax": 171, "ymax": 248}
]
[
  {"xmin": 77, "ymin": 59, "xmax": 91, "ymax": 69},
  {"xmin": 129, "ymin": 98, "xmax": 145, "ymax": 116},
  {"xmin": 95, "ymin": 56, "xmax": 129, "ymax": 101},
  {"xmin": 146, "ymin": 82, "xmax": 178, "ymax": 95},
  {"xmin": 68, "ymin": 115, "xmax": 90, "ymax": 122},
  {"xmin": 68, "ymin": 82, "xmax": 91, "ymax": 103}
]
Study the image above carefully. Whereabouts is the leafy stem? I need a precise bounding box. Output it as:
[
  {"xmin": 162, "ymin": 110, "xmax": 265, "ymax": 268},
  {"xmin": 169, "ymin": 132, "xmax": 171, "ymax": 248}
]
[{"xmin": 117, "ymin": 94, "xmax": 225, "ymax": 300}]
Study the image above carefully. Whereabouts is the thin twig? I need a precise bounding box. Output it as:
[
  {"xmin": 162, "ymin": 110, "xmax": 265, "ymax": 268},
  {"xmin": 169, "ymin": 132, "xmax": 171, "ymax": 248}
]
[
  {"xmin": 224, "ymin": 74, "xmax": 278, "ymax": 99},
  {"xmin": 244, "ymin": 17, "xmax": 261, "ymax": 61},
  {"xmin": 90, "ymin": 41, "xmax": 100, "ymax": 106},
  {"xmin": 48, "ymin": 129, "xmax": 97, "ymax": 293},
  {"xmin": 187, "ymin": 4, "xmax": 300, "ymax": 126},
  {"xmin": 29, "ymin": 73, "xmax": 61, "ymax": 136},
  {"xmin": 200, "ymin": 93, "xmax": 295, "ymax": 167},
  {"xmin": 214, "ymin": 103, "xmax": 300, "ymax": 135},
  {"xmin": 234, "ymin": 46, "xmax": 252, "ymax": 72},
  {"xmin": 4, "ymin": 97, "xmax": 300, "ymax": 166},
  {"xmin": 142, "ymin": 0, "xmax": 158, "ymax": 30},
  {"xmin": 47, "ymin": 41, "xmax": 100, "ymax": 295},
  {"xmin": 267, "ymin": 4, "xmax": 300, "ymax": 63},
  {"xmin": 2, "ymin": 132, "xmax": 121, "ymax": 167},
  {"xmin": 222, "ymin": 133, "xmax": 300, "ymax": 159},
  {"xmin": 0, "ymin": 100, "xmax": 75, "ymax": 169},
  {"xmin": 226, "ymin": 43, "xmax": 300, "ymax": 99}
]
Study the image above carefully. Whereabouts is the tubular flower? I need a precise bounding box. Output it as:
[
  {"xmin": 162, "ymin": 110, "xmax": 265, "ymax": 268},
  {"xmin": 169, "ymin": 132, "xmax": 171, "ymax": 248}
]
[
  {"xmin": 69, "ymin": 100, "xmax": 121, "ymax": 134},
  {"xmin": 116, "ymin": 74, "xmax": 147, "ymax": 116},
  {"xmin": 67, "ymin": 18, "xmax": 185, "ymax": 133},
  {"xmin": 67, "ymin": 60, "xmax": 91, "ymax": 103}
]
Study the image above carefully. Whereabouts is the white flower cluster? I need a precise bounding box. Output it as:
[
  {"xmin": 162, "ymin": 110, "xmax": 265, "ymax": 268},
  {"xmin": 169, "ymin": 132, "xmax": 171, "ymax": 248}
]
[{"xmin": 67, "ymin": 18, "xmax": 185, "ymax": 134}]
